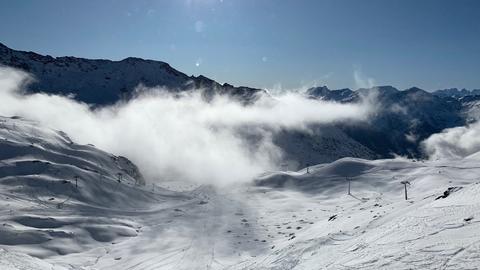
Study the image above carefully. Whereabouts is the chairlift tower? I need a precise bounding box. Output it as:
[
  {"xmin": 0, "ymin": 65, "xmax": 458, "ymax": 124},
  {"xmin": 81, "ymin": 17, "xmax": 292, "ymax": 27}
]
[
  {"xmin": 347, "ymin": 177, "xmax": 351, "ymax": 195},
  {"xmin": 74, "ymin": 175, "xmax": 79, "ymax": 188},
  {"xmin": 401, "ymin": 180, "xmax": 410, "ymax": 200}
]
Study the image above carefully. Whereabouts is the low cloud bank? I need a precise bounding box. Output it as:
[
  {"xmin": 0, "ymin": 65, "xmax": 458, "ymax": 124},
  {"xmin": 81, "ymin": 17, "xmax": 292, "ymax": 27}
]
[
  {"xmin": 0, "ymin": 66, "xmax": 376, "ymax": 185},
  {"xmin": 423, "ymin": 122, "xmax": 480, "ymax": 160}
]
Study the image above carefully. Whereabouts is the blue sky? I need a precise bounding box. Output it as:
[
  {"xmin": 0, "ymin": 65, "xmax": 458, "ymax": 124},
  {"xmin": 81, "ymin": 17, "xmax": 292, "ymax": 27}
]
[{"xmin": 1, "ymin": 0, "xmax": 479, "ymax": 90}]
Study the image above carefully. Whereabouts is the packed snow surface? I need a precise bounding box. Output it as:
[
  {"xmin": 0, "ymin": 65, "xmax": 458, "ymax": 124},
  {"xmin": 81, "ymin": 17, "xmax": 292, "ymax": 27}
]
[{"xmin": 1, "ymin": 116, "xmax": 480, "ymax": 269}]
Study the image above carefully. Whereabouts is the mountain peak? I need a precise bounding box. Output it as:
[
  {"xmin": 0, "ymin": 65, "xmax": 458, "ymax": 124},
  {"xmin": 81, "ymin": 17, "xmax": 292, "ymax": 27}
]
[
  {"xmin": 121, "ymin": 56, "xmax": 146, "ymax": 62},
  {"xmin": 405, "ymin": 86, "xmax": 426, "ymax": 93},
  {"xmin": 376, "ymin": 85, "xmax": 398, "ymax": 92},
  {"xmin": 357, "ymin": 85, "xmax": 398, "ymax": 92},
  {"xmin": 306, "ymin": 86, "xmax": 330, "ymax": 96}
]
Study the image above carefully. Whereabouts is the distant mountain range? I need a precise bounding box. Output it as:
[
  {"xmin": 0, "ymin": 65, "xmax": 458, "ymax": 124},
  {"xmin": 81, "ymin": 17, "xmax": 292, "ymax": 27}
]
[
  {"xmin": 307, "ymin": 85, "xmax": 480, "ymax": 100},
  {"xmin": 433, "ymin": 88, "xmax": 480, "ymax": 98},
  {"xmin": 1, "ymin": 42, "xmax": 479, "ymax": 167},
  {"xmin": 306, "ymin": 85, "xmax": 469, "ymax": 158}
]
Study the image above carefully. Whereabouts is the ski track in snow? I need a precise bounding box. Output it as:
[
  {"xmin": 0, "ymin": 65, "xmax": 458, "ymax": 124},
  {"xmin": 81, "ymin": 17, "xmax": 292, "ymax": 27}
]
[{"xmin": 1, "ymin": 116, "xmax": 480, "ymax": 269}]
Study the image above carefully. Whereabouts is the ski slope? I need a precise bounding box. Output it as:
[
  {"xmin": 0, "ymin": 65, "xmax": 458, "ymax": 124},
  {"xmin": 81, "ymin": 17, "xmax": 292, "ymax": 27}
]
[{"xmin": 1, "ymin": 116, "xmax": 480, "ymax": 269}]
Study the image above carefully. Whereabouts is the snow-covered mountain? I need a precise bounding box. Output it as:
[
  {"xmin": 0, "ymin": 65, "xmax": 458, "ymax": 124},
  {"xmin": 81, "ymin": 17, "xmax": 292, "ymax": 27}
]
[
  {"xmin": 1, "ymin": 117, "xmax": 480, "ymax": 269},
  {"xmin": 0, "ymin": 116, "xmax": 164, "ymax": 268},
  {"xmin": 433, "ymin": 88, "xmax": 480, "ymax": 99},
  {"xmin": 307, "ymin": 85, "xmax": 466, "ymax": 157},
  {"xmin": 0, "ymin": 43, "xmax": 378, "ymax": 168},
  {"xmin": 0, "ymin": 42, "xmax": 262, "ymax": 105},
  {"xmin": 456, "ymin": 95, "xmax": 480, "ymax": 123},
  {"xmin": 0, "ymin": 42, "xmax": 475, "ymax": 165},
  {"xmin": 273, "ymin": 125, "xmax": 377, "ymax": 169}
]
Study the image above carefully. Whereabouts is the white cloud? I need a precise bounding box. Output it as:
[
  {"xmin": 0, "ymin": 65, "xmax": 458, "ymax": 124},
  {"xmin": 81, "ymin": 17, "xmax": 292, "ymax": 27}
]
[
  {"xmin": 423, "ymin": 122, "xmax": 480, "ymax": 160},
  {"xmin": 0, "ymin": 66, "xmax": 376, "ymax": 186},
  {"xmin": 354, "ymin": 69, "xmax": 376, "ymax": 89},
  {"xmin": 405, "ymin": 132, "xmax": 418, "ymax": 143}
]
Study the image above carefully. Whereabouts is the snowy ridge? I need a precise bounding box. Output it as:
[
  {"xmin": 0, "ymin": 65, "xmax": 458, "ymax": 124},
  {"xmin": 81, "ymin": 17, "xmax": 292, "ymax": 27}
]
[
  {"xmin": 433, "ymin": 88, "xmax": 480, "ymax": 99},
  {"xmin": 0, "ymin": 42, "xmax": 262, "ymax": 105},
  {"xmin": 0, "ymin": 116, "xmax": 192, "ymax": 267},
  {"xmin": 307, "ymin": 85, "xmax": 466, "ymax": 158}
]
